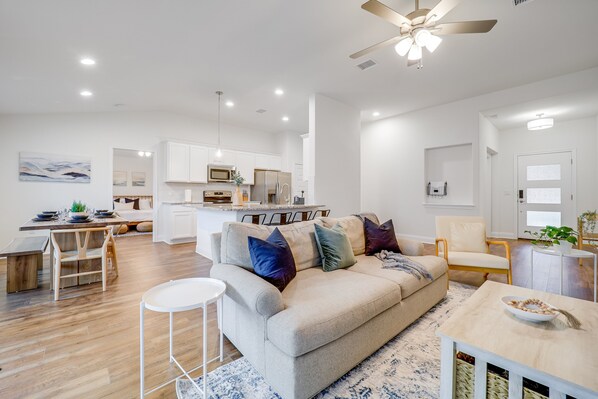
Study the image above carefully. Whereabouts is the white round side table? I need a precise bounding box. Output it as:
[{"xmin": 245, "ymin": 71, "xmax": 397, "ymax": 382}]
[
  {"xmin": 531, "ymin": 246, "xmax": 597, "ymax": 302},
  {"xmin": 139, "ymin": 278, "xmax": 226, "ymax": 398}
]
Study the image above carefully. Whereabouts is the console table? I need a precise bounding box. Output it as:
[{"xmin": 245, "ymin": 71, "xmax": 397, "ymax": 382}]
[{"xmin": 437, "ymin": 281, "xmax": 598, "ymax": 399}]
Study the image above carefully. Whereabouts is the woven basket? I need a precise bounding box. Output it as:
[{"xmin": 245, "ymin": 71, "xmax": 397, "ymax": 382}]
[{"xmin": 455, "ymin": 353, "xmax": 549, "ymax": 399}]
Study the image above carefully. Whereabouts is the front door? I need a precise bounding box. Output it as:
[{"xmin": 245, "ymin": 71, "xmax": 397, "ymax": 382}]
[{"xmin": 517, "ymin": 151, "xmax": 574, "ymax": 237}]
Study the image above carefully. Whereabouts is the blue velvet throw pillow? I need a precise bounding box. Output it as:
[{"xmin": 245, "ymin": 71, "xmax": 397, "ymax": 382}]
[
  {"xmin": 314, "ymin": 224, "xmax": 357, "ymax": 272},
  {"xmin": 248, "ymin": 228, "xmax": 296, "ymax": 292},
  {"xmin": 364, "ymin": 217, "xmax": 402, "ymax": 255}
]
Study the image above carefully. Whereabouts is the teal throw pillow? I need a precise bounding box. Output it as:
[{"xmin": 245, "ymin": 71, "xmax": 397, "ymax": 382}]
[{"xmin": 314, "ymin": 223, "xmax": 357, "ymax": 272}]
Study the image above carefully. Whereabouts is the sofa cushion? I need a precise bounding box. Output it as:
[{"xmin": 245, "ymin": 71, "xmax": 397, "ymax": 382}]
[
  {"xmin": 442, "ymin": 251, "xmax": 509, "ymax": 270},
  {"xmin": 348, "ymin": 254, "xmax": 447, "ymax": 299},
  {"xmin": 320, "ymin": 215, "xmax": 368, "ymax": 256},
  {"xmin": 266, "ymin": 268, "xmax": 401, "ymax": 357},
  {"xmin": 364, "ymin": 218, "xmax": 402, "ymax": 255},
  {"xmin": 221, "ymin": 220, "xmax": 322, "ymax": 271},
  {"xmin": 248, "ymin": 228, "xmax": 297, "ymax": 292},
  {"xmin": 314, "ymin": 224, "xmax": 356, "ymax": 271}
]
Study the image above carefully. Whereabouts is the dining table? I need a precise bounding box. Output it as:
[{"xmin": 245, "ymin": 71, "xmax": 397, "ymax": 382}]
[{"xmin": 20, "ymin": 214, "xmax": 127, "ymax": 289}]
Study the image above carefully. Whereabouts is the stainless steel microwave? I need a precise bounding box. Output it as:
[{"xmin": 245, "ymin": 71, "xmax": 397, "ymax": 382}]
[{"xmin": 207, "ymin": 164, "xmax": 234, "ymax": 183}]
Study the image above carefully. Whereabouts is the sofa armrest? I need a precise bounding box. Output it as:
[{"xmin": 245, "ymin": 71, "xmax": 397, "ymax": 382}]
[
  {"xmin": 210, "ymin": 263, "xmax": 284, "ymax": 318},
  {"xmin": 397, "ymin": 237, "xmax": 424, "ymax": 256},
  {"xmin": 211, "ymin": 233, "xmax": 222, "ymax": 264}
]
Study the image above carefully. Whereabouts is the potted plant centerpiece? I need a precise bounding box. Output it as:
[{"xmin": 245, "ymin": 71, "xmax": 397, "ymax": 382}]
[
  {"xmin": 231, "ymin": 170, "xmax": 245, "ymax": 206},
  {"xmin": 69, "ymin": 200, "xmax": 89, "ymax": 219},
  {"xmin": 525, "ymin": 225, "xmax": 578, "ymax": 254}
]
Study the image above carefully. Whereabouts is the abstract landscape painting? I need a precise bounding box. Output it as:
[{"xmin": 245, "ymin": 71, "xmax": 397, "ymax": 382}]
[
  {"xmin": 113, "ymin": 171, "xmax": 127, "ymax": 187},
  {"xmin": 19, "ymin": 152, "xmax": 91, "ymax": 183},
  {"xmin": 131, "ymin": 172, "xmax": 146, "ymax": 187}
]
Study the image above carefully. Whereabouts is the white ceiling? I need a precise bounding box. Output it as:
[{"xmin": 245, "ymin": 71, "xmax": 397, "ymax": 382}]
[
  {"xmin": 1, "ymin": 0, "xmax": 598, "ymax": 133},
  {"xmin": 482, "ymin": 88, "xmax": 598, "ymax": 131}
]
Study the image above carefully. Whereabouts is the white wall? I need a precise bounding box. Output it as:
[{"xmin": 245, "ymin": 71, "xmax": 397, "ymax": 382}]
[
  {"xmin": 0, "ymin": 111, "xmax": 280, "ymax": 247},
  {"xmin": 362, "ymin": 67, "xmax": 598, "ymax": 242},
  {"xmin": 112, "ymin": 151, "xmax": 153, "ymax": 196},
  {"xmin": 309, "ymin": 94, "xmax": 361, "ymax": 217},
  {"xmin": 479, "ymin": 115, "xmax": 500, "ymax": 235},
  {"xmin": 492, "ymin": 116, "xmax": 598, "ymax": 237},
  {"xmin": 276, "ymin": 131, "xmax": 305, "ymax": 198}
]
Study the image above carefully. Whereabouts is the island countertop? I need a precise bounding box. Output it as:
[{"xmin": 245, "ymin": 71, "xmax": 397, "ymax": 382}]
[{"xmin": 198, "ymin": 204, "xmax": 324, "ymax": 212}]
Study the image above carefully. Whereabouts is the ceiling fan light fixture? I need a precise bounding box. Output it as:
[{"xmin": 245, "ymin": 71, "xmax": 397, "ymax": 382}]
[
  {"xmin": 527, "ymin": 114, "xmax": 554, "ymax": 131},
  {"xmin": 394, "ymin": 37, "xmax": 413, "ymax": 56},
  {"xmin": 414, "ymin": 29, "xmax": 432, "ymax": 47},
  {"xmin": 407, "ymin": 45, "xmax": 422, "ymax": 61},
  {"xmin": 425, "ymin": 34, "xmax": 442, "ymax": 52}
]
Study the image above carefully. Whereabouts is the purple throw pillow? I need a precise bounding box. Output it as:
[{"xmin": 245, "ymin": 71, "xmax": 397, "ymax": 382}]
[
  {"xmin": 364, "ymin": 218, "xmax": 402, "ymax": 255},
  {"xmin": 248, "ymin": 228, "xmax": 297, "ymax": 292}
]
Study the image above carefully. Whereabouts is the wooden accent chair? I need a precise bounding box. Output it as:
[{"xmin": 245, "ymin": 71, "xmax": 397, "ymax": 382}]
[
  {"xmin": 435, "ymin": 216, "xmax": 512, "ymax": 284},
  {"xmin": 51, "ymin": 227, "xmax": 113, "ymax": 301},
  {"xmin": 578, "ymin": 216, "xmax": 598, "ymax": 265}
]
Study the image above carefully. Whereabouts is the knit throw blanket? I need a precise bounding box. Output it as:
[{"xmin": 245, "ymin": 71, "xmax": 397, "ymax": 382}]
[{"xmin": 375, "ymin": 250, "xmax": 433, "ymax": 281}]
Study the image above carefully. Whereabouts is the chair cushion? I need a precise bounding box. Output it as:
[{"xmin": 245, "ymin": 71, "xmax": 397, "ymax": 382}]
[
  {"xmin": 314, "ymin": 224, "xmax": 356, "ymax": 271},
  {"xmin": 348, "ymin": 254, "xmax": 447, "ymax": 299},
  {"xmin": 266, "ymin": 268, "xmax": 401, "ymax": 357},
  {"xmin": 220, "ymin": 220, "xmax": 323, "ymax": 271},
  {"xmin": 248, "ymin": 228, "xmax": 296, "ymax": 292},
  {"xmin": 449, "ymin": 222, "xmax": 487, "ymax": 253},
  {"xmin": 443, "ymin": 251, "xmax": 509, "ymax": 270},
  {"xmin": 364, "ymin": 218, "xmax": 402, "ymax": 255}
]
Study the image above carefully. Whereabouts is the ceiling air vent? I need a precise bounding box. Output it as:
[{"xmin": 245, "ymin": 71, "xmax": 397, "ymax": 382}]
[
  {"xmin": 256, "ymin": 109, "xmax": 267, "ymax": 114},
  {"xmin": 356, "ymin": 59, "xmax": 377, "ymax": 71},
  {"xmin": 512, "ymin": 0, "xmax": 534, "ymax": 6}
]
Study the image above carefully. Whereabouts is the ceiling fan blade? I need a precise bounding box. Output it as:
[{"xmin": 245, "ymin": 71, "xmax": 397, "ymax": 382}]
[
  {"xmin": 425, "ymin": 0, "xmax": 462, "ymax": 23},
  {"xmin": 435, "ymin": 20, "xmax": 497, "ymax": 34},
  {"xmin": 361, "ymin": 0, "xmax": 411, "ymax": 29},
  {"xmin": 350, "ymin": 35, "xmax": 404, "ymax": 59}
]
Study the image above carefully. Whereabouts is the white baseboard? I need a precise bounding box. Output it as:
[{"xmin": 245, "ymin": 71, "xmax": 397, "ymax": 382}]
[
  {"xmin": 397, "ymin": 234, "xmax": 435, "ymax": 244},
  {"xmin": 489, "ymin": 232, "xmax": 517, "ymax": 239}
]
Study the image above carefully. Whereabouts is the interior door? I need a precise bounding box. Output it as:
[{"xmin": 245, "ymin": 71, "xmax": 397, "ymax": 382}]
[{"xmin": 517, "ymin": 152, "xmax": 574, "ymax": 237}]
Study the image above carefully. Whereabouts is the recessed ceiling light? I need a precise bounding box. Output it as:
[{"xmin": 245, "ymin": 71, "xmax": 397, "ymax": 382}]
[
  {"xmin": 145, "ymin": 152, "xmax": 152, "ymax": 157},
  {"xmin": 80, "ymin": 90, "xmax": 93, "ymax": 97},
  {"xmin": 282, "ymin": 116, "xmax": 289, "ymax": 122},
  {"xmin": 225, "ymin": 100, "xmax": 234, "ymax": 107},
  {"xmin": 275, "ymin": 88, "xmax": 284, "ymax": 96},
  {"xmin": 138, "ymin": 151, "xmax": 144, "ymax": 156},
  {"xmin": 80, "ymin": 58, "xmax": 96, "ymax": 66},
  {"xmin": 373, "ymin": 111, "xmax": 380, "ymax": 117}
]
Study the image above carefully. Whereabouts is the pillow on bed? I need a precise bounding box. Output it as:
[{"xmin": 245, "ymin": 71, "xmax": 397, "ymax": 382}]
[
  {"xmin": 139, "ymin": 199, "xmax": 152, "ymax": 210},
  {"xmin": 114, "ymin": 201, "xmax": 134, "ymax": 211},
  {"xmin": 124, "ymin": 197, "xmax": 140, "ymax": 210}
]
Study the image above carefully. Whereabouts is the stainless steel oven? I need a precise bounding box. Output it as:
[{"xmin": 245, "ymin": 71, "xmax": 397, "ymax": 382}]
[{"xmin": 207, "ymin": 165, "xmax": 234, "ymax": 183}]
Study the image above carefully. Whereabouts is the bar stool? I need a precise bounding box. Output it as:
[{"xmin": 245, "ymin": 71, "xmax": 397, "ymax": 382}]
[
  {"xmin": 240, "ymin": 213, "xmax": 267, "ymax": 225},
  {"xmin": 290, "ymin": 210, "xmax": 312, "ymax": 223},
  {"xmin": 266, "ymin": 212, "xmax": 293, "ymax": 226},
  {"xmin": 309, "ymin": 209, "xmax": 330, "ymax": 220}
]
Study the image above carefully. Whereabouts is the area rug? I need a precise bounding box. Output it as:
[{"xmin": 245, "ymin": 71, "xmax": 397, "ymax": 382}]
[{"xmin": 177, "ymin": 282, "xmax": 477, "ymax": 399}]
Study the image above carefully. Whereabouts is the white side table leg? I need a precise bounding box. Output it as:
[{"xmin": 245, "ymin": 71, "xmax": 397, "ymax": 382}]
[
  {"xmin": 560, "ymin": 254, "xmax": 564, "ymax": 295},
  {"xmin": 594, "ymin": 254, "xmax": 597, "ymax": 303},
  {"xmin": 140, "ymin": 302, "xmax": 145, "ymax": 398},
  {"xmin": 218, "ymin": 297, "xmax": 224, "ymax": 362},
  {"xmin": 169, "ymin": 312, "xmax": 174, "ymax": 363},
  {"xmin": 531, "ymin": 249, "xmax": 534, "ymax": 289},
  {"xmin": 203, "ymin": 304, "xmax": 208, "ymax": 399}
]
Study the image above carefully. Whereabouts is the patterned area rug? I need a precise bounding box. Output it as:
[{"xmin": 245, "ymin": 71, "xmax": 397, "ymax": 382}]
[{"xmin": 177, "ymin": 282, "xmax": 476, "ymax": 399}]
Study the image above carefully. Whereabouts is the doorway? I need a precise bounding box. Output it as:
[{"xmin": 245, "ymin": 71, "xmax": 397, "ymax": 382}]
[{"xmin": 517, "ymin": 151, "xmax": 575, "ymax": 237}]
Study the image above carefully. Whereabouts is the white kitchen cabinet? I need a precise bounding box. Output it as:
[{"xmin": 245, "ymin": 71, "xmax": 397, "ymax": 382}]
[
  {"xmin": 166, "ymin": 142, "xmax": 190, "ymax": 182},
  {"xmin": 208, "ymin": 148, "xmax": 236, "ymax": 165},
  {"xmin": 255, "ymin": 154, "xmax": 282, "ymax": 171},
  {"xmin": 162, "ymin": 205, "xmax": 196, "ymax": 244},
  {"xmin": 235, "ymin": 152, "xmax": 256, "ymax": 185},
  {"xmin": 189, "ymin": 145, "xmax": 209, "ymax": 183}
]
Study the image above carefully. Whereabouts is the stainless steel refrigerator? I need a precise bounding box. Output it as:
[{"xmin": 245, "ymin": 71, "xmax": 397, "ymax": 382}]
[{"xmin": 251, "ymin": 171, "xmax": 292, "ymax": 205}]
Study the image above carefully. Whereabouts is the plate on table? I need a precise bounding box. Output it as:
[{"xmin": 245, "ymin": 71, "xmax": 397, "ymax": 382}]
[
  {"xmin": 67, "ymin": 218, "xmax": 93, "ymax": 224},
  {"xmin": 36, "ymin": 213, "xmax": 56, "ymax": 219},
  {"xmin": 501, "ymin": 296, "xmax": 557, "ymax": 322},
  {"xmin": 41, "ymin": 211, "xmax": 58, "ymax": 215},
  {"xmin": 32, "ymin": 217, "xmax": 58, "ymax": 222}
]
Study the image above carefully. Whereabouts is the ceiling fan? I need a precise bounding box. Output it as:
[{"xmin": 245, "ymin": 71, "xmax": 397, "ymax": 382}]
[{"xmin": 350, "ymin": 0, "xmax": 497, "ymax": 68}]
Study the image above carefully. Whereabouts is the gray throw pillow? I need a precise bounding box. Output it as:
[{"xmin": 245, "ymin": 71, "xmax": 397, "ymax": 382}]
[{"xmin": 314, "ymin": 223, "xmax": 357, "ymax": 272}]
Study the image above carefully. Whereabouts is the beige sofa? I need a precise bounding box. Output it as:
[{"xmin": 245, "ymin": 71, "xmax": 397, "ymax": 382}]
[{"xmin": 210, "ymin": 214, "xmax": 448, "ymax": 399}]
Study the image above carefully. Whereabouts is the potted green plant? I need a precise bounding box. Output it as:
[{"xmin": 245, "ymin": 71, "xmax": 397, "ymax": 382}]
[
  {"xmin": 230, "ymin": 170, "xmax": 245, "ymax": 206},
  {"xmin": 69, "ymin": 200, "xmax": 89, "ymax": 219},
  {"xmin": 525, "ymin": 225, "xmax": 578, "ymax": 253}
]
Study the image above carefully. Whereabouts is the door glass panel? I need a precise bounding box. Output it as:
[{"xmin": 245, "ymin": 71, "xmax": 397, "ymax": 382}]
[
  {"xmin": 527, "ymin": 211, "xmax": 561, "ymax": 227},
  {"xmin": 527, "ymin": 188, "xmax": 561, "ymax": 204},
  {"xmin": 527, "ymin": 164, "xmax": 561, "ymax": 181}
]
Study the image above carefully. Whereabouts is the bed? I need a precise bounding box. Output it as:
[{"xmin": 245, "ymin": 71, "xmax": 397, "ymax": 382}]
[{"xmin": 112, "ymin": 195, "xmax": 154, "ymax": 226}]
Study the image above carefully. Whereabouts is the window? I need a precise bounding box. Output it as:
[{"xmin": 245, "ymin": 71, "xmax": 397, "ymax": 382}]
[
  {"xmin": 527, "ymin": 188, "xmax": 561, "ymax": 204},
  {"xmin": 527, "ymin": 211, "xmax": 561, "ymax": 227},
  {"xmin": 527, "ymin": 164, "xmax": 561, "ymax": 181}
]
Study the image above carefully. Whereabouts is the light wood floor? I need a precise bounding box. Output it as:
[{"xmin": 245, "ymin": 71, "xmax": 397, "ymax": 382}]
[{"xmin": 0, "ymin": 236, "xmax": 595, "ymax": 398}]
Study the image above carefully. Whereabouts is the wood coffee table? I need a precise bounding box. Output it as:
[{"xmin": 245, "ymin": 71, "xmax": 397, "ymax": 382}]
[{"xmin": 437, "ymin": 281, "xmax": 598, "ymax": 399}]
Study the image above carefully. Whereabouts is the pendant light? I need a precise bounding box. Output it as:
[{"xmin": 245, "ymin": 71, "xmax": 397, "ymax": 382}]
[
  {"xmin": 527, "ymin": 113, "xmax": 554, "ymax": 131},
  {"xmin": 215, "ymin": 90, "xmax": 223, "ymax": 158}
]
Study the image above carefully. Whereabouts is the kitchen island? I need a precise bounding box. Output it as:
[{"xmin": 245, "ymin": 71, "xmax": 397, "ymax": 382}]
[{"xmin": 195, "ymin": 204, "xmax": 324, "ymax": 259}]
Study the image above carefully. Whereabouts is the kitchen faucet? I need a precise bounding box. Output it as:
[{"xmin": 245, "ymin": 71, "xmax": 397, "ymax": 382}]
[{"xmin": 279, "ymin": 183, "xmax": 291, "ymax": 205}]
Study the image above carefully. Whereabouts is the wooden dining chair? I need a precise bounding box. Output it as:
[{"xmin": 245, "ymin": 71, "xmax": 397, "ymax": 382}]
[
  {"xmin": 266, "ymin": 212, "xmax": 293, "ymax": 226},
  {"xmin": 106, "ymin": 232, "xmax": 118, "ymax": 276},
  {"xmin": 290, "ymin": 210, "xmax": 312, "ymax": 223},
  {"xmin": 240, "ymin": 213, "xmax": 267, "ymax": 225},
  {"xmin": 309, "ymin": 209, "xmax": 331, "ymax": 220},
  {"xmin": 50, "ymin": 227, "xmax": 112, "ymax": 301}
]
